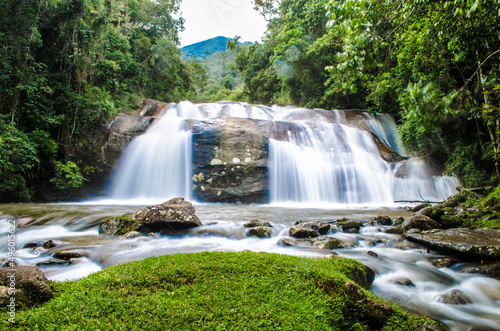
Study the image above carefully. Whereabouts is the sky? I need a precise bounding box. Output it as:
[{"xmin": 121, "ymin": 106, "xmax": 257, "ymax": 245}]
[{"xmin": 178, "ymin": 0, "xmax": 269, "ymax": 46}]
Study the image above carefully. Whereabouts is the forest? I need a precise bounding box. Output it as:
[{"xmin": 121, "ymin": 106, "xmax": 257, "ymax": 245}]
[{"xmin": 0, "ymin": 0, "xmax": 499, "ymax": 202}]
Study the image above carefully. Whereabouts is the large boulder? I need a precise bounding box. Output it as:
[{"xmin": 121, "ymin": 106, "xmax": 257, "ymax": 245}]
[
  {"xmin": 401, "ymin": 215, "xmax": 442, "ymax": 231},
  {"xmin": 404, "ymin": 228, "xmax": 500, "ymax": 259},
  {"xmin": 99, "ymin": 198, "xmax": 202, "ymax": 236},
  {"xmin": 0, "ymin": 266, "xmax": 53, "ymax": 306},
  {"xmin": 189, "ymin": 117, "xmax": 271, "ymax": 203}
]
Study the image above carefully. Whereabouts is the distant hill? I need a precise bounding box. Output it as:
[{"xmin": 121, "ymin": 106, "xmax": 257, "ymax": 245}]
[{"xmin": 181, "ymin": 36, "xmax": 230, "ymax": 59}]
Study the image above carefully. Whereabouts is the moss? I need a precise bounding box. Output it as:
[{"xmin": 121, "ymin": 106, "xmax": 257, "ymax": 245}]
[
  {"xmin": 3, "ymin": 252, "xmax": 444, "ymax": 330},
  {"xmin": 100, "ymin": 214, "xmax": 141, "ymax": 235}
]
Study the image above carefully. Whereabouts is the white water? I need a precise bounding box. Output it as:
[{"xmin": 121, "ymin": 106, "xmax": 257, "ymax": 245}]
[{"xmin": 106, "ymin": 101, "xmax": 460, "ymax": 205}]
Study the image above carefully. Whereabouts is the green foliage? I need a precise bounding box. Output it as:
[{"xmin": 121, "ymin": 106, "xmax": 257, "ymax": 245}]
[
  {"xmin": 0, "ymin": 120, "xmax": 39, "ymax": 201},
  {"xmin": 4, "ymin": 252, "xmax": 442, "ymax": 330},
  {"xmin": 0, "ymin": 0, "xmax": 195, "ymax": 201},
  {"xmin": 50, "ymin": 161, "xmax": 84, "ymax": 191}
]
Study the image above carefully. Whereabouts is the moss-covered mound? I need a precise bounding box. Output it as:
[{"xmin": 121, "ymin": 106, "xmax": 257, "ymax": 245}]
[{"xmin": 2, "ymin": 252, "xmax": 443, "ymax": 330}]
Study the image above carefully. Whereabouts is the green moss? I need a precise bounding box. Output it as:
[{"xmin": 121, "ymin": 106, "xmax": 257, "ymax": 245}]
[
  {"xmin": 2, "ymin": 252, "xmax": 443, "ymax": 330},
  {"xmin": 100, "ymin": 214, "xmax": 141, "ymax": 235}
]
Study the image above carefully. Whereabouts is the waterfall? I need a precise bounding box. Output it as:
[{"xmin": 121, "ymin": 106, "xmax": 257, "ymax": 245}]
[
  {"xmin": 107, "ymin": 102, "xmax": 460, "ymax": 205},
  {"xmin": 107, "ymin": 116, "xmax": 193, "ymax": 202}
]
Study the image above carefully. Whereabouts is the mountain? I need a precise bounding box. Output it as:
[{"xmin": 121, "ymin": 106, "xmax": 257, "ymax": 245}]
[{"xmin": 181, "ymin": 36, "xmax": 230, "ymax": 59}]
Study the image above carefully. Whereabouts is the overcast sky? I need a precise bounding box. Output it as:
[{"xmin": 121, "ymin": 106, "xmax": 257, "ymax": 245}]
[{"xmin": 178, "ymin": 0, "xmax": 268, "ymax": 46}]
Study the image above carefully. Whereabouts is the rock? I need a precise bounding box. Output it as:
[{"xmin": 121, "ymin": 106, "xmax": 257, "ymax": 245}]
[
  {"xmin": 0, "ymin": 266, "xmax": 53, "ymax": 304},
  {"xmin": 367, "ymin": 251, "xmax": 378, "ymax": 257},
  {"xmin": 393, "ymin": 240, "xmax": 421, "ymax": 250},
  {"xmin": 437, "ymin": 289, "xmax": 472, "ymax": 305},
  {"xmin": 246, "ymin": 227, "xmax": 272, "ymax": 238},
  {"xmin": 124, "ymin": 231, "xmax": 142, "ymax": 239},
  {"xmin": 43, "ymin": 239, "xmax": 65, "ymax": 248},
  {"xmin": 402, "ymin": 215, "xmax": 442, "ymax": 231},
  {"xmin": 428, "ymin": 257, "xmax": 460, "ymax": 269},
  {"xmin": 53, "ymin": 249, "xmax": 90, "ymax": 260},
  {"xmin": 277, "ymin": 238, "xmax": 300, "ymax": 247},
  {"xmin": 312, "ymin": 237, "xmax": 345, "ymax": 250},
  {"xmin": 289, "ymin": 225, "xmax": 319, "ymax": 239},
  {"xmin": 372, "ymin": 216, "xmax": 392, "ymax": 226},
  {"xmin": 416, "ymin": 206, "xmax": 444, "ymax": 222},
  {"xmin": 393, "ymin": 217, "xmax": 405, "ymax": 225},
  {"xmin": 23, "ymin": 240, "xmax": 45, "ymax": 249},
  {"xmin": 306, "ymin": 220, "xmax": 332, "ymax": 235},
  {"xmin": 458, "ymin": 262, "xmax": 500, "ymax": 279},
  {"xmin": 338, "ymin": 219, "xmax": 363, "ymax": 233},
  {"xmin": 0, "ymin": 286, "xmax": 28, "ymax": 307},
  {"xmin": 244, "ymin": 220, "xmax": 272, "ymax": 228},
  {"xmin": 412, "ymin": 204, "xmax": 430, "ymax": 212},
  {"xmin": 393, "ymin": 278, "xmax": 416, "ymax": 287},
  {"xmin": 36, "ymin": 259, "xmax": 70, "ymax": 267},
  {"xmin": 99, "ymin": 197, "xmax": 202, "ymax": 236},
  {"xmin": 384, "ymin": 227, "xmax": 404, "ymax": 234},
  {"xmin": 294, "ymin": 220, "xmax": 331, "ymax": 235},
  {"xmin": 344, "ymin": 281, "xmax": 393, "ymax": 329},
  {"xmin": 190, "ymin": 117, "xmax": 271, "ymax": 203},
  {"xmin": 404, "ymin": 228, "xmax": 500, "ymax": 259},
  {"xmin": 139, "ymin": 99, "xmax": 170, "ymax": 117},
  {"xmin": 101, "ymin": 113, "xmax": 156, "ymax": 169}
]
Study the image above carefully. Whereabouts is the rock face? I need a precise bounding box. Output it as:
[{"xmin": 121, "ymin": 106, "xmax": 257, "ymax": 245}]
[
  {"xmin": 404, "ymin": 228, "xmax": 500, "ymax": 259},
  {"xmin": 99, "ymin": 198, "xmax": 202, "ymax": 236},
  {"xmin": 0, "ymin": 266, "xmax": 53, "ymax": 305},
  {"xmin": 189, "ymin": 117, "xmax": 271, "ymax": 203},
  {"xmin": 101, "ymin": 113, "xmax": 156, "ymax": 169}
]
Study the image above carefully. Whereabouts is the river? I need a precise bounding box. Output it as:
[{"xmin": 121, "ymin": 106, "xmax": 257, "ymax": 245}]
[{"xmin": 1, "ymin": 202, "xmax": 499, "ymax": 331}]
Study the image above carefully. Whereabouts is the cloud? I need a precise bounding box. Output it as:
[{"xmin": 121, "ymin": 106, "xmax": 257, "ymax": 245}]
[{"xmin": 178, "ymin": 0, "xmax": 268, "ymax": 46}]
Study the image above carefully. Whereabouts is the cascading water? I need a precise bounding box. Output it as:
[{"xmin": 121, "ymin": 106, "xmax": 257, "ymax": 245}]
[
  {"xmin": 107, "ymin": 101, "xmax": 460, "ymax": 205},
  {"xmin": 107, "ymin": 115, "xmax": 193, "ymax": 202}
]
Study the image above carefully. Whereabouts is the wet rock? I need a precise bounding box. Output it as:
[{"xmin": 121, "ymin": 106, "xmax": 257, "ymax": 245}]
[
  {"xmin": 437, "ymin": 289, "xmax": 472, "ymax": 305},
  {"xmin": 384, "ymin": 227, "xmax": 404, "ymax": 234},
  {"xmin": 289, "ymin": 225, "xmax": 319, "ymax": 238},
  {"xmin": 393, "ymin": 240, "xmax": 421, "ymax": 250},
  {"xmin": 417, "ymin": 206, "xmax": 444, "ymax": 222},
  {"xmin": 459, "ymin": 262, "xmax": 500, "ymax": 279},
  {"xmin": 52, "ymin": 249, "xmax": 90, "ymax": 260},
  {"xmin": 367, "ymin": 251, "xmax": 378, "ymax": 257},
  {"xmin": 43, "ymin": 239, "xmax": 65, "ymax": 249},
  {"xmin": 124, "ymin": 231, "xmax": 142, "ymax": 239},
  {"xmin": 402, "ymin": 215, "xmax": 442, "ymax": 231},
  {"xmin": 23, "ymin": 240, "xmax": 45, "ymax": 249},
  {"xmin": 244, "ymin": 220, "xmax": 272, "ymax": 228},
  {"xmin": 372, "ymin": 216, "xmax": 392, "ymax": 226},
  {"xmin": 344, "ymin": 281, "xmax": 393, "ymax": 329},
  {"xmin": 246, "ymin": 226, "xmax": 272, "ymax": 238},
  {"xmin": 0, "ymin": 266, "xmax": 53, "ymax": 304},
  {"xmin": 190, "ymin": 117, "xmax": 270, "ymax": 203},
  {"xmin": 99, "ymin": 197, "xmax": 202, "ymax": 236},
  {"xmin": 412, "ymin": 204, "xmax": 430, "ymax": 212},
  {"xmin": 304, "ymin": 220, "xmax": 331, "ymax": 235},
  {"xmin": 393, "ymin": 278, "xmax": 416, "ymax": 287},
  {"xmin": 338, "ymin": 219, "xmax": 363, "ymax": 233},
  {"xmin": 393, "ymin": 217, "xmax": 405, "ymax": 225},
  {"xmin": 101, "ymin": 113, "xmax": 156, "ymax": 169},
  {"xmin": 0, "ymin": 286, "xmax": 28, "ymax": 307},
  {"xmin": 404, "ymin": 228, "xmax": 500, "ymax": 259},
  {"xmin": 36, "ymin": 259, "xmax": 70, "ymax": 267},
  {"xmin": 428, "ymin": 257, "xmax": 460, "ymax": 269},
  {"xmin": 312, "ymin": 237, "xmax": 345, "ymax": 250},
  {"xmin": 277, "ymin": 238, "xmax": 300, "ymax": 247}
]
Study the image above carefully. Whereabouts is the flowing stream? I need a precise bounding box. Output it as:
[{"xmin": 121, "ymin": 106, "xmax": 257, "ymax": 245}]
[
  {"xmin": 1, "ymin": 102, "xmax": 498, "ymax": 330},
  {"xmin": 0, "ymin": 203, "xmax": 499, "ymax": 331}
]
